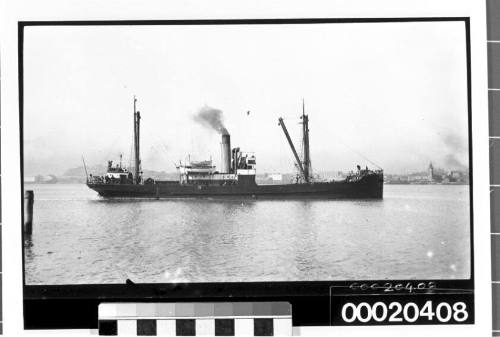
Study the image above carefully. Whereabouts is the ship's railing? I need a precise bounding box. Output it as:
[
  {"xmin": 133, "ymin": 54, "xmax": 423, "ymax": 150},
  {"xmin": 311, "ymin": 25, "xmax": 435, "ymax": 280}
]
[
  {"xmin": 345, "ymin": 168, "xmax": 383, "ymax": 182},
  {"xmin": 87, "ymin": 175, "xmax": 135, "ymax": 185}
]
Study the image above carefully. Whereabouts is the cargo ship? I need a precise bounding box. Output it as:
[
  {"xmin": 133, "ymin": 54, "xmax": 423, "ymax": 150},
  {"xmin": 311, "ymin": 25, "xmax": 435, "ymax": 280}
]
[{"xmin": 86, "ymin": 98, "xmax": 383, "ymax": 199}]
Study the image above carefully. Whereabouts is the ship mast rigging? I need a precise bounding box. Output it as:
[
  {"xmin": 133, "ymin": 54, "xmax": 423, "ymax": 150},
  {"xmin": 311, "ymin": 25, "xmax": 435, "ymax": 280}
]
[
  {"xmin": 301, "ymin": 99, "xmax": 312, "ymax": 182},
  {"xmin": 133, "ymin": 96, "xmax": 141, "ymax": 184}
]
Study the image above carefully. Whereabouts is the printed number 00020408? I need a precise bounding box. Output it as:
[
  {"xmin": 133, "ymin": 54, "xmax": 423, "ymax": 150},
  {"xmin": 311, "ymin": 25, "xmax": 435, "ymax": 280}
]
[{"xmin": 341, "ymin": 301, "xmax": 468, "ymax": 324}]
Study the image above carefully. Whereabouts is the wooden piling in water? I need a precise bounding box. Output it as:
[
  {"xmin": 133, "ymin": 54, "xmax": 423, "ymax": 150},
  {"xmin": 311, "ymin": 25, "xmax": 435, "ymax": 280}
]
[{"xmin": 24, "ymin": 190, "xmax": 34, "ymax": 235}]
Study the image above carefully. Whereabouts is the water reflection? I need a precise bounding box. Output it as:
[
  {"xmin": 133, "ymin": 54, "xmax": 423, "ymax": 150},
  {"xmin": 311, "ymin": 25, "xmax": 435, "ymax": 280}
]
[{"xmin": 24, "ymin": 184, "xmax": 471, "ymax": 284}]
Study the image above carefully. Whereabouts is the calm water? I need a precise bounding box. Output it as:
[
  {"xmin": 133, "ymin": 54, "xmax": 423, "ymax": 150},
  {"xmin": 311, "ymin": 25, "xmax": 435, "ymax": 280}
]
[{"xmin": 24, "ymin": 184, "xmax": 471, "ymax": 284}]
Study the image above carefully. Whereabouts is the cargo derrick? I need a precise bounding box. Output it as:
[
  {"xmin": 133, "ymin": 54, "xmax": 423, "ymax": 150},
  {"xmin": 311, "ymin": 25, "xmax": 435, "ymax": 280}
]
[{"xmin": 278, "ymin": 99, "xmax": 313, "ymax": 184}]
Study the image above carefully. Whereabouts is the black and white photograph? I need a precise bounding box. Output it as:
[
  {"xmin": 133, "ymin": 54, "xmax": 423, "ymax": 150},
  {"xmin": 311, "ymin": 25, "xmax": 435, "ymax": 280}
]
[{"xmin": 21, "ymin": 20, "xmax": 471, "ymax": 287}]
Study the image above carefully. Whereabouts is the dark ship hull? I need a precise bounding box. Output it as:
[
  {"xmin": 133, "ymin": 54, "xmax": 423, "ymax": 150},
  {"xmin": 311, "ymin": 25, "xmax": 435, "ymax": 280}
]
[{"xmin": 87, "ymin": 172, "xmax": 383, "ymax": 199}]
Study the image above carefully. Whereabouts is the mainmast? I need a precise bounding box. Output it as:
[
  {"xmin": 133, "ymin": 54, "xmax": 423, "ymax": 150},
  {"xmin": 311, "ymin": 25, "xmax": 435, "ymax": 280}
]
[
  {"xmin": 133, "ymin": 96, "xmax": 141, "ymax": 184},
  {"xmin": 301, "ymin": 99, "xmax": 311, "ymax": 183}
]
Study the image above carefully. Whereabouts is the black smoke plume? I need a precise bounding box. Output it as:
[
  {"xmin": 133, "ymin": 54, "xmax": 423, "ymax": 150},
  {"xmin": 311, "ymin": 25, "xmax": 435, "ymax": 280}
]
[{"xmin": 193, "ymin": 106, "xmax": 228, "ymax": 135}]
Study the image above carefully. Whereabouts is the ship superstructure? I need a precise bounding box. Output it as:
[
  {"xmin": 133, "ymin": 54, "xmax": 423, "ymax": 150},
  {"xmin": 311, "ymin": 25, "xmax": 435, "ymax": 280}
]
[{"xmin": 175, "ymin": 135, "xmax": 257, "ymax": 187}]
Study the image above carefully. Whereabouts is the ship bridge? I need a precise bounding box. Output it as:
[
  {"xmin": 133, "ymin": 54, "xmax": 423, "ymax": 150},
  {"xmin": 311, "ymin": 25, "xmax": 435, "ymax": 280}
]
[{"xmin": 176, "ymin": 148, "xmax": 257, "ymax": 186}]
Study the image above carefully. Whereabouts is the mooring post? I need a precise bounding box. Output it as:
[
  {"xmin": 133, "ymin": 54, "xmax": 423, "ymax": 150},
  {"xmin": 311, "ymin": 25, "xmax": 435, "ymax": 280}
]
[{"xmin": 24, "ymin": 190, "xmax": 34, "ymax": 235}]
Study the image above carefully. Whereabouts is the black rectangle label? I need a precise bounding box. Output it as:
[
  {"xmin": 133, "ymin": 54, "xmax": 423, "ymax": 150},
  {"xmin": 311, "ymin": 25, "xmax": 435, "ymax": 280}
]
[{"xmin": 330, "ymin": 291, "xmax": 474, "ymax": 325}]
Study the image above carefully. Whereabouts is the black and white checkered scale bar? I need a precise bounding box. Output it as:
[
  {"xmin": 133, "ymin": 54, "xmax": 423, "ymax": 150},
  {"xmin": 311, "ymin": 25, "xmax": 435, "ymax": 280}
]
[{"xmin": 98, "ymin": 302, "xmax": 292, "ymax": 336}]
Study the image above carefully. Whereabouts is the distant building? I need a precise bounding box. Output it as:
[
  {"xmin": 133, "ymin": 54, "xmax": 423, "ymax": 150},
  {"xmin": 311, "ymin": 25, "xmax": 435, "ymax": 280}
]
[
  {"xmin": 35, "ymin": 174, "xmax": 58, "ymax": 184},
  {"xmin": 268, "ymin": 173, "xmax": 283, "ymax": 181},
  {"xmin": 446, "ymin": 170, "xmax": 467, "ymax": 183},
  {"xmin": 408, "ymin": 173, "xmax": 429, "ymax": 182},
  {"xmin": 384, "ymin": 163, "xmax": 468, "ymax": 185}
]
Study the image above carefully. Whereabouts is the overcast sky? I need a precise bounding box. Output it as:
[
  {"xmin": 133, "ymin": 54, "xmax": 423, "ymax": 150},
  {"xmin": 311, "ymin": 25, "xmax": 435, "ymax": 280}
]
[{"xmin": 23, "ymin": 21, "xmax": 469, "ymax": 176}]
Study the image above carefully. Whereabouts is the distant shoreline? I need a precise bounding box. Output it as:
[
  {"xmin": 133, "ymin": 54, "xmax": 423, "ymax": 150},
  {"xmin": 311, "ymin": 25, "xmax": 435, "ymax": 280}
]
[
  {"xmin": 24, "ymin": 181, "xmax": 470, "ymax": 186},
  {"xmin": 384, "ymin": 182, "xmax": 468, "ymax": 186}
]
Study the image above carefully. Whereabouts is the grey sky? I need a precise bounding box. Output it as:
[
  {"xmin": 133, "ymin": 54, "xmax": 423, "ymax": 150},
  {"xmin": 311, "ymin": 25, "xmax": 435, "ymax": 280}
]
[{"xmin": 23, "ymin": 21, "xmax": 469, "ymax": 176}]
